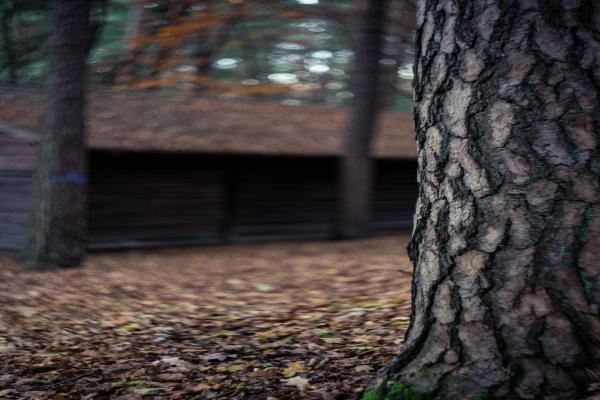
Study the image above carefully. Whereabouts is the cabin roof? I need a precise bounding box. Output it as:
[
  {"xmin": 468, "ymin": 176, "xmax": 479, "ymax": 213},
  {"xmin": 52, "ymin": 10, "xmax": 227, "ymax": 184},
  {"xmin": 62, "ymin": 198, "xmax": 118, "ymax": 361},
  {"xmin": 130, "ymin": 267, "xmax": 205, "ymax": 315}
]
[{"xmin": 0, "ymin": 86, "xmax": 416, "ymax": 159}]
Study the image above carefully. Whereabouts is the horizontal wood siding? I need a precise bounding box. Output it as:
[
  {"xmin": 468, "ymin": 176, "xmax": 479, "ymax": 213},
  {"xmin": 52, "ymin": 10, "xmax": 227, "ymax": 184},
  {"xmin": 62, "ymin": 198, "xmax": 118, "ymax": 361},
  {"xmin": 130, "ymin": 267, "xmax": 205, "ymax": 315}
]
[
  {"xmin": 0, "ymin": 133, "xmax": 34, "ymax": 250},
  {"xmin": 230, "ymin": 157, "xmax": 337, "ymax": 242},
  {"xmin": 88, "ymin": 152, "xmax": 226, "ymax": 249},
  {"xmin": 0, "ymin": 171, "xmax": 31, "ymax": 250},
  {"xmin": 0, "ymin": 134, "xmax": 35, "ymax": 171},
  {"xmin": 1, "ymin": 147, "xmax": 417, "ymax": 251}
]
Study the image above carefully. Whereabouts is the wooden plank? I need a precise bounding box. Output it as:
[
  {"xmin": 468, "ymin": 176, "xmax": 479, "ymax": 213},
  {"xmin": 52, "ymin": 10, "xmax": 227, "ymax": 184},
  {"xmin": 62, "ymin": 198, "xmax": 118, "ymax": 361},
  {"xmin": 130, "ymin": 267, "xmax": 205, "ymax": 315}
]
[
  {"xmin": 0, "ymin": 170, "xmax": 30, "ymax": 250},
  {"xmin": 0, "ymin": 131, "xmax": 35, "ymax": 171}
]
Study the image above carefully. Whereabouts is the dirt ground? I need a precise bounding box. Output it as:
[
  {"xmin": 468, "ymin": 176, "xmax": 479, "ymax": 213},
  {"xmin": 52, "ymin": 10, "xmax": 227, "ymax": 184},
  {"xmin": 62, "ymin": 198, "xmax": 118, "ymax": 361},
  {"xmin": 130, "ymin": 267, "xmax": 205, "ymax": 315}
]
[{"xmin": 0, "ymin": 235, "xmax": 413, "ymax": 400}]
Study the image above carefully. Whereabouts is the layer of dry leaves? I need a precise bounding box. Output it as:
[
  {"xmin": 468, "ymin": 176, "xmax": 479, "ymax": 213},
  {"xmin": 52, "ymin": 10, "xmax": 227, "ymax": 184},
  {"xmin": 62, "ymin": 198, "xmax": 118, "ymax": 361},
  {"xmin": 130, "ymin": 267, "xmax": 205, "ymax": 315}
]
[{"xmin": 0, "ymin": 235, "xmax": 413, "ymax": 400}]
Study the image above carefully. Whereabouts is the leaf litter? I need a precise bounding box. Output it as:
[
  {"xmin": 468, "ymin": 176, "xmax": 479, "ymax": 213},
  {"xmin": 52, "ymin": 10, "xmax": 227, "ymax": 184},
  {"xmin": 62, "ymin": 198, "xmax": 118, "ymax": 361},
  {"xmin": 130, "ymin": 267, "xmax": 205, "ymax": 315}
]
[{"xmin": 0, "ymin": 235, "xmax": 413, "ymax": 399}]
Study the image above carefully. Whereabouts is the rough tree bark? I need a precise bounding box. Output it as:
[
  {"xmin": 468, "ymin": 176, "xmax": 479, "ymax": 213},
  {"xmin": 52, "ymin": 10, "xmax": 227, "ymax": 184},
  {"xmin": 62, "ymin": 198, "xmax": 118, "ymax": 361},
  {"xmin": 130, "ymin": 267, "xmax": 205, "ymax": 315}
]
[
  {"xmin": 338, "ymin": 0, "xmax": 386, "ymax": 239},
  {"xmin": 367, "ymin": 0, "xmax": 600, "ymax": 399},
  {"xmin": 21, "ymin": 0, "xmax": 91, "ymax": 269}
]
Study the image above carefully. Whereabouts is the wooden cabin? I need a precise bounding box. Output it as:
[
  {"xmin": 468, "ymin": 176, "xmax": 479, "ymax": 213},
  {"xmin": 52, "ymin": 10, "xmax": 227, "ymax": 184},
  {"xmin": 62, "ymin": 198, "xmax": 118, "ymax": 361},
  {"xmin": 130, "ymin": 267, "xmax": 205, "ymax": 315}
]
[{"xmin": 0, "ymin": 87, "xmax": 418, "ymax": 251}]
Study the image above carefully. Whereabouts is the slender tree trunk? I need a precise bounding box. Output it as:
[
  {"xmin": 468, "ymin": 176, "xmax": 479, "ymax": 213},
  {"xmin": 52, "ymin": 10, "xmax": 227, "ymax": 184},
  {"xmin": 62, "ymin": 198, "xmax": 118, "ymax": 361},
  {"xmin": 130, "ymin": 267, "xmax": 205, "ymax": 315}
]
[
  {"xmin": 114, "ymin": 0, "xmax": 148, "ymax": 83},
  {"xmin": 338, "ymin": 0, "xmax": 386, "ymax": 239},
  {"xmin": 151, "ymin": 0, "xmax": 189, "ymax": 78},
  {"xmin": 21, "ymin": 0, "xmax": 91, "ymax": 269},
  {"xmin": 193, "ymin": 7, "xmax": 244, "ymax": 77},
  {"xmin": 124, "ymin": 0, "xmax": 145, "ymax": 45},
  {"xmin": 368, "ymin": 0, "xmax": 600, "ymax": 399}
]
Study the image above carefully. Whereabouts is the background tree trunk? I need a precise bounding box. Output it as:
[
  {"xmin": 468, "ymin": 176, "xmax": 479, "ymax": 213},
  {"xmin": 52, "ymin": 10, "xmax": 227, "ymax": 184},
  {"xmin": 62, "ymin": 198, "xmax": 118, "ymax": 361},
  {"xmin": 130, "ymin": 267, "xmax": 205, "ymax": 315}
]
[
  {"xmin": 368, "ymin": 0, "xmax": 600, "ymax": 398},
  {"xmin": 338, "ymin": 0, "xmax": 386, "ymax": 239},
  {"xmin": 1, "ymin": 1, "xmax": 19, "ymax": 84},
  {"xmin": 22, "ymin": 0, "xmax": 91, "ymax": 269}
]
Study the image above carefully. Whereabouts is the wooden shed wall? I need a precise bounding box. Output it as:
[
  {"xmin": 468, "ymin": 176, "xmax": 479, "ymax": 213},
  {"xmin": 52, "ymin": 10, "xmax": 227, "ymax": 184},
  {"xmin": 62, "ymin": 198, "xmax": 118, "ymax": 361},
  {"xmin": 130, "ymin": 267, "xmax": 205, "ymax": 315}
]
[
  {"xmin": 0, "ymin": 133, "xmax": 35, "ymax": 171},
  {"xmin": 230, "ymin": 157, "xmax": 337, "ymax": 242},
  {"xmin": 0, "ymin": 134, "xmax": 34, "ymax": 251},
  {"xmin": 88, "ymin": 152, "xmax": 226, "ymax": 249},
  {"xmin": 88, "ymin": 152, "xmax": 417, "ymax": 248},
  {"xmin": 0, "ymin": 150, "xmax": 417, "ymax": 251}
]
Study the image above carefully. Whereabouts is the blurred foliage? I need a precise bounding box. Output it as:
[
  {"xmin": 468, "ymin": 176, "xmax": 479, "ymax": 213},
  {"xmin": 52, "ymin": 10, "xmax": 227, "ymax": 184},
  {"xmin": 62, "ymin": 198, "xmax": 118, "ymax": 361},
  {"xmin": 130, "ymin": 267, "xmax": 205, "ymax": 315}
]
[{"xmin": 0, "ymin": 0, "xmax": 415, "ymax": 110}]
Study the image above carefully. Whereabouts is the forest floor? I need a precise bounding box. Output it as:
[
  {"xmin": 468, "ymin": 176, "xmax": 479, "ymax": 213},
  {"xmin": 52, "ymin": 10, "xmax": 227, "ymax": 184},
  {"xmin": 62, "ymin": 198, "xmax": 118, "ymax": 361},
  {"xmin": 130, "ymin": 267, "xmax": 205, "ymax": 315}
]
[{"xmin": 0, "ymin": 235, "xmax": 413, "ymax": 400}]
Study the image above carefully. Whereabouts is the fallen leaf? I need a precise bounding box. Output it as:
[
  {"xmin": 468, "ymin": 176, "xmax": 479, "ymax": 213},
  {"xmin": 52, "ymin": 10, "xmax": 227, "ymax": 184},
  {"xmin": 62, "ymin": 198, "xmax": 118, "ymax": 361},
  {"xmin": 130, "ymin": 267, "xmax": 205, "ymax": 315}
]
[
  {"xmin": 283, "ymin": 361, "xmax": 306, "ymax": 377},
  {"xmin": 321, "ymin": 337, "xmax": 344, "ymax": 344},
  {"xmin": 15, "ymin": 307, "xmax": 36, "ymax": 317},
  {"xmin": 355, "ymin": 365, "xmax": 372, "ymax": 373},
  {"xmin": 153, "ymin": 356, "xmax": 192, "ymax": 370},
  {"xmin": 284, "ymin": 376, "xmax": 310, "ymax": 390},
  {"xmin": 122, "ymin": 323, "xmax": 141, "ymax": 330},
  {"xmin": 352, "ymin": 335, "xmax": 377, "ymax": 343},
  {"xmin": 217, "ymin": 363, "xmax": 246, "ymax": 373},
  {"xmin": 111, "ymin": 380, "xmax": 163, "ymax": 389},
  {"xmin": 250, "ymin": 368, "xmax": 279, "ymax": 378},
  {"xmin": 202, "ymin": 352, "xmax": 235, "ymax": 362},
  {"xmin": 133, "ymin": 387, "xmax": 164, "ymax": 395},
  {"xmin": 156, "ymin": 373, "xmax": 185, "ymax": 382},
  {"xmin": 253, "ymin": 283, "xmax": 274, "ymax": 292},
  {"xmin": 209, "ymin": 330, "xmax": 238, "ymax": 337},
  {"xmin": 190, "ymin": 383, "xmax": 211, "ymax": 392},
  {"xmin": 0, "ymin": 343, "xmax": 15, "ymax": 352}
]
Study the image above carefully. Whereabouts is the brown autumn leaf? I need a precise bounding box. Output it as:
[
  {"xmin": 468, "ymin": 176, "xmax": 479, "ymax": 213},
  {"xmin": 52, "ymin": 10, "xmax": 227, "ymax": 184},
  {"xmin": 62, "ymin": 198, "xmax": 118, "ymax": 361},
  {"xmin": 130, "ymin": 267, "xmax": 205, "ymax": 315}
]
[
  {"xmin": 282, "ymin": 361, "xmax": 306, "ymax": 378},
  {"xmin": 190, "ymin": 383, "xmax": 211, "ymax": 392},
  {"xmin": 217, "ymin": 363, "xmax": 246, "ymax": 373}
]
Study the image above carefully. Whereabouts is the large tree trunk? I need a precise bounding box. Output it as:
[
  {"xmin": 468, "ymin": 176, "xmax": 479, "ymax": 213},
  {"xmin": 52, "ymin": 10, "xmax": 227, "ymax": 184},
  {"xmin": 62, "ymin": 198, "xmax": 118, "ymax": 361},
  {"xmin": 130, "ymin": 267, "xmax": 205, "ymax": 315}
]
[
  {"xmin": 338, "ymin": 0, "xmax": 386, "ymax": 239},
  {"xmin": 368, "ymin": 0, "xmax": 600, "ymax": 399},
  {"xmin": 21, "ymin": 0, "xmax": 91, "ymax": 269}
]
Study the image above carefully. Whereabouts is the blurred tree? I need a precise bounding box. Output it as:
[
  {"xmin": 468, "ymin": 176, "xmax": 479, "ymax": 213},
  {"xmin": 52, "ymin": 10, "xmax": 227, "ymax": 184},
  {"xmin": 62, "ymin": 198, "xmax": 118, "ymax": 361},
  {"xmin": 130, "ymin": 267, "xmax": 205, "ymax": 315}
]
[
  {"xmin": 113, "ymin": 0, "xmax": 148, "ymax": 79},
  {"xmin": 22, "ymin": 0, "xmax": 93, "ymax": 269},
  {"xmin": 0, "ymin": 0, "xmax": 417, "ymax": 110},
  {"xmin": 0, "ymin": 0, "xmax": 48, "ymax": 84},
  {"xmin": 338, "ymin": 0, "xmax": 386, "ymax": 239},
  {"xmin": 379, "ymin": 0, "xmax": 415, "ymax": 107},
  {"xmin": 0, "ymin": 0, "xmax": 19, "ymax": 83},
  {"xmin": 367, "ymin": 0, "xmax": 600, "ymax": 398}
]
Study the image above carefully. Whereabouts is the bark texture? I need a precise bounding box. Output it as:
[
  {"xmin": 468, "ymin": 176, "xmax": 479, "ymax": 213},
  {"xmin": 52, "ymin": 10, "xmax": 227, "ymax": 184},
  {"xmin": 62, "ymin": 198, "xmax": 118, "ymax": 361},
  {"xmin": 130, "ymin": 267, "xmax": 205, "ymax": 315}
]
[
  {"xmin": 371, "ymin": 0, "xmax": 600, "ymax": 398},
  {"xmin": 338, "ymin": 0, "xmax": 386, "ymax": 239},
  {"xmin": 22, "ymin": 0, "xmax": 91, "ymax": 269}
]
